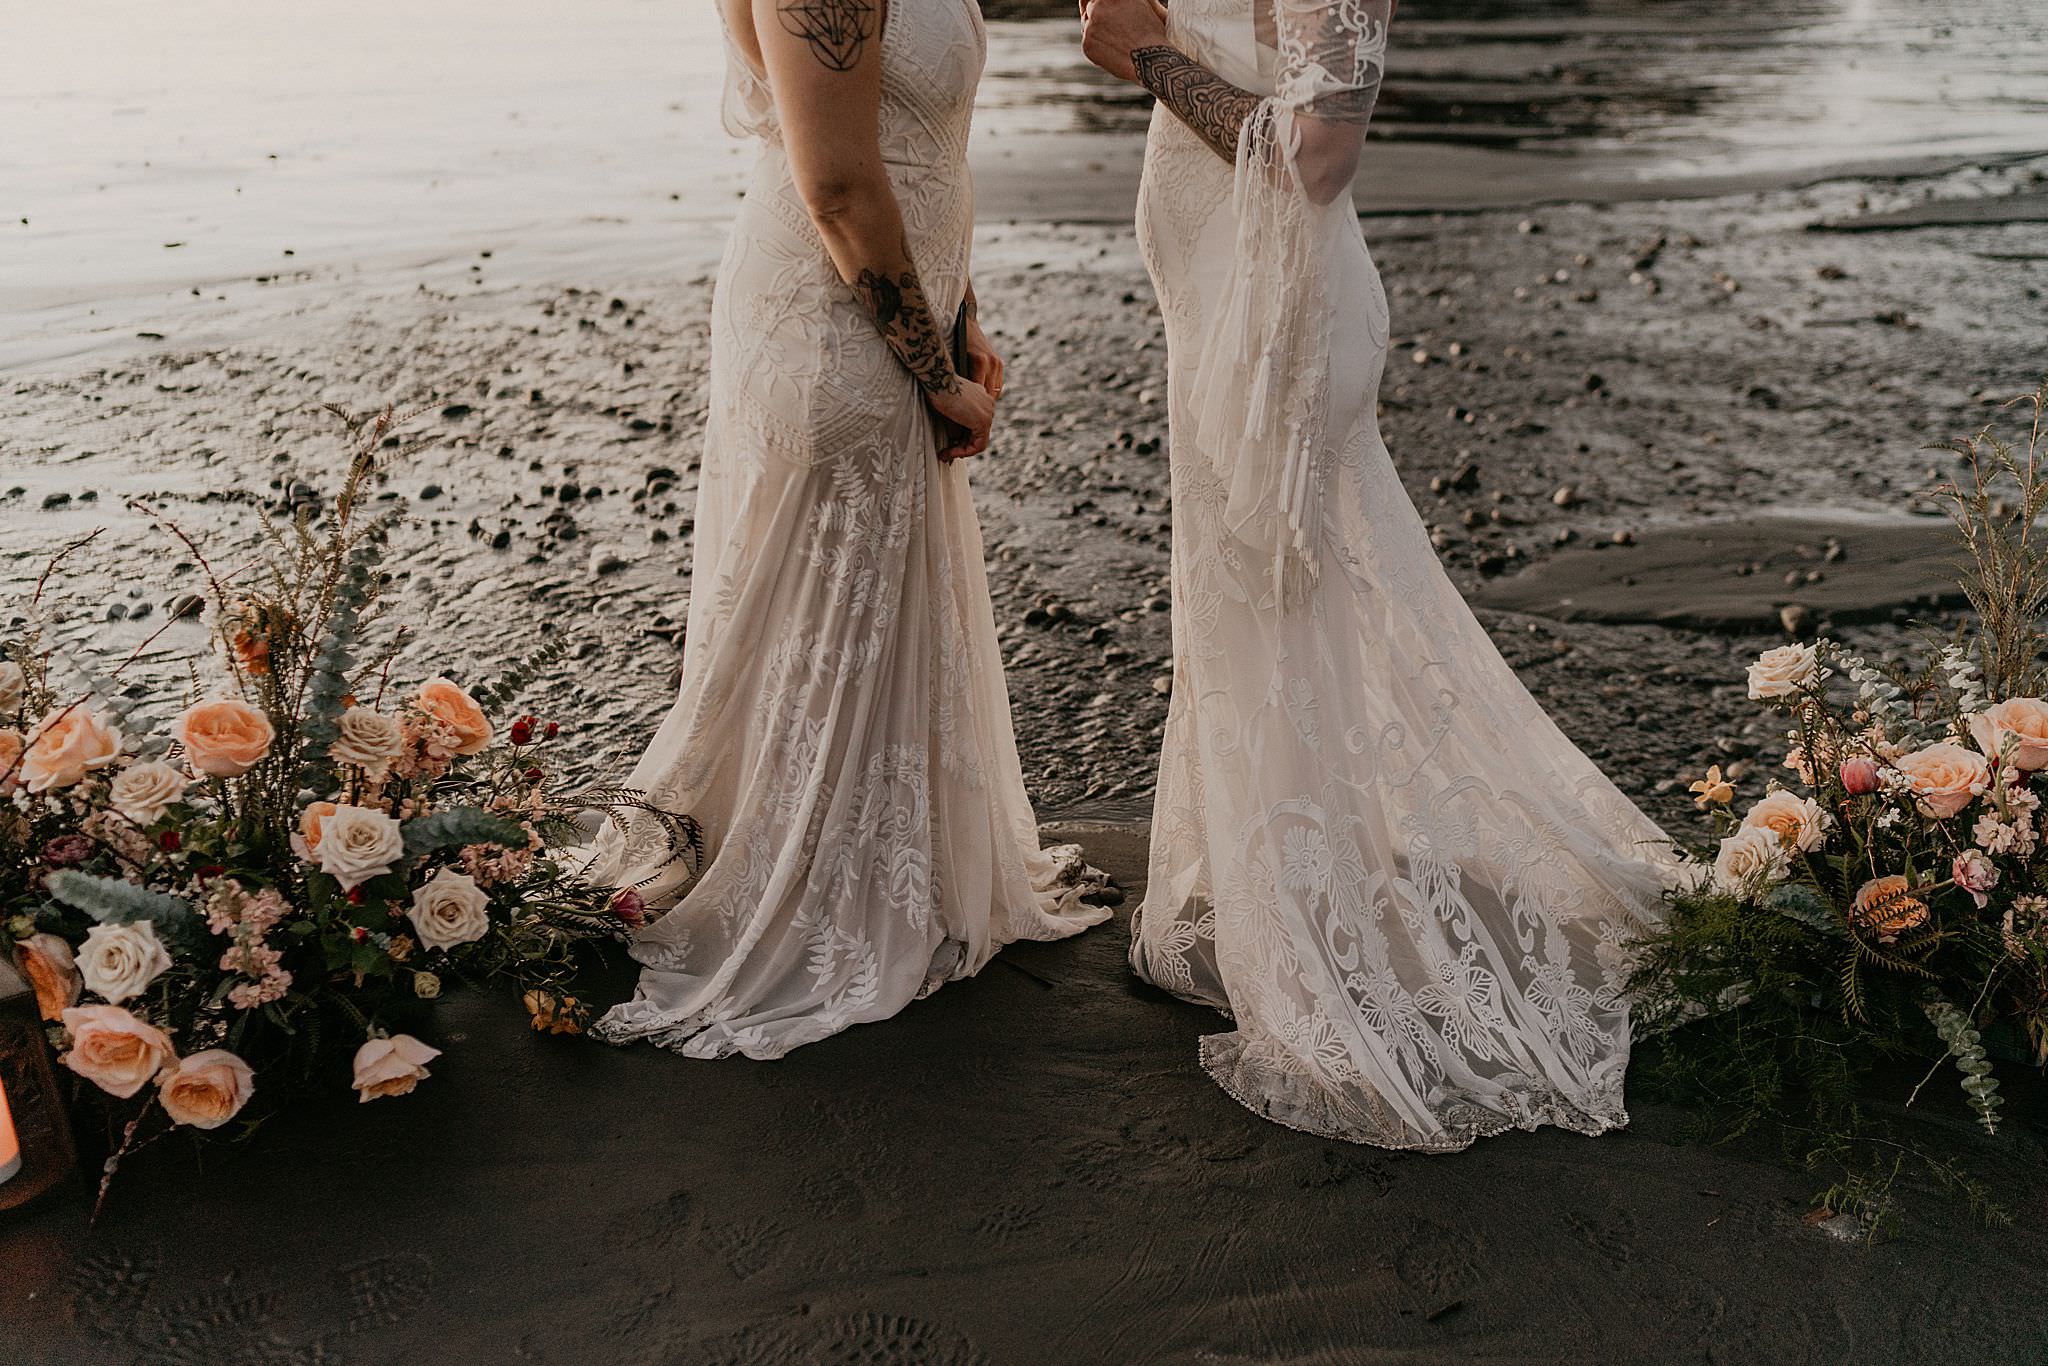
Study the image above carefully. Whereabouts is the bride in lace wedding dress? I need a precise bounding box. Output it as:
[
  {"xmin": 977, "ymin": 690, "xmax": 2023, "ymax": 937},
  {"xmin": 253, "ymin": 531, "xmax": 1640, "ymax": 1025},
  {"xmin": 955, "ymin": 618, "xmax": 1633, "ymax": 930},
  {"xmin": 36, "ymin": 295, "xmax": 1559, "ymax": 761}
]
[
  {"xmin": 1082, "ymin": 0, "xmax": 1680, "ymax": 1148},
  {"xmin": 583, "ymin": 0, "xmax": 1107, "ymax": 1059}
]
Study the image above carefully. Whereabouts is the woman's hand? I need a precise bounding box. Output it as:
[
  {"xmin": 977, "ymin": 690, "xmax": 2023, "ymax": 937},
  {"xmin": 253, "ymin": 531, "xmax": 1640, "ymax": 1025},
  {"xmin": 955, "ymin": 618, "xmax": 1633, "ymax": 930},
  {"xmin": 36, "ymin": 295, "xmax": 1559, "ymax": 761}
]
[
  {"xmin": 931, "ymin": 379, "xmax": 995, "ymax": 463},
  {"xmin": 1081, "ymin": 0, "xmax": 1170, "ymax": 84},
  {"xmin": 962, "ymin": 315, "xmax": 1005, "ymax": 402}
]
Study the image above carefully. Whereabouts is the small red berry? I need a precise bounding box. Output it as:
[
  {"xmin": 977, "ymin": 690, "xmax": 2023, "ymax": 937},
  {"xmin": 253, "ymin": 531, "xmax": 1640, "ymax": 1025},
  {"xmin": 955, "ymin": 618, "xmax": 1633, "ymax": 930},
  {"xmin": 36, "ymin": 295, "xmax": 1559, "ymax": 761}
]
[
  {"xmin": 543, "ymin": 721, "xmax": 560, "ymax": 740},
  {"xmin": 524, "ymin": 766, "xmax": 544, "ymax": 783},
  {"xmin": 347, "ymin": 886, "xmax": 366, "ymax": 906},
  {"xmin": 350, "ymin": 924, "xmax": 369, "ymax": 941},
  {"xmin": 509, "ymin": 721, "xmax": 533, "ymax": 746},
  {"xmin": 158, "ymin": 830, "xmax": 182, "ymax": 852}
]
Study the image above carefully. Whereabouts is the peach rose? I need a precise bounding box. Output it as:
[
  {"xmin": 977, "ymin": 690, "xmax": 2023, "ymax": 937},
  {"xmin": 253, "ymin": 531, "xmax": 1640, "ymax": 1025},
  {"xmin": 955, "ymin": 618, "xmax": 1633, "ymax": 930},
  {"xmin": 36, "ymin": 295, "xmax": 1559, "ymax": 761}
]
[
  {"xmin": 415, "ymin": 678, "xmax": 492, "ymax": 756},
  {"xmin": 156, "ymin": 1049, "xmax": 255, "ymax": 1130},
  {"xmin": 59, "ymin": 1004, "xmax": 176, "ymax": 1099},
  {"xmin": 1741, "ymin": 790, "xmax": 1829, "ymax": 853},
  {"xmin": 19, "ymin": 706, "xmax": 124, "ymax": 792},
  {"xmin": 351, "ymin": 1033, "xmax": 441, "ymax": 1102},
  {"xmin": 173, "ymin": 697, "xmax": 275, "ymax": 778},
  {"xmin": 15, "ymin": 932, "xmax": 82, "ymax": 1021},
  {"xmin": 0, "ymin": 728, "xmax": 22, "ymax": 794},
  {"xmin": 1968, "ymin": 698, "xmax": 2048, "ymax": 771},
  {"xmin": 1893, "ymin": 742, "xmax": 1991, "ymax": 819},
  {"xmin": 1712, "ymin": 825, "xmax": 1789, "ymax": 895},
  {"xmin": 1852, "ymin": 875, "xmax": 1929, "ymax": 943},
  {"xmin": 290, "ymin": 799, "xmax": 340, "ymax": 863},
  {"xmin": 108, "ymin": 759, "xmax": 188, "ymax": 826}
]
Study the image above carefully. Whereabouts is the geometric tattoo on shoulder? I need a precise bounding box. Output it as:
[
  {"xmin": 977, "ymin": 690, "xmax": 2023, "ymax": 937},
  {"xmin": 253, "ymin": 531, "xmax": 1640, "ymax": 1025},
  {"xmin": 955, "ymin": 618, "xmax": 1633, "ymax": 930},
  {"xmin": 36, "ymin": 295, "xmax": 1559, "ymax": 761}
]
[{"xmin": 778, "ymin": 0, "xmax": 877, "ymax": 71}]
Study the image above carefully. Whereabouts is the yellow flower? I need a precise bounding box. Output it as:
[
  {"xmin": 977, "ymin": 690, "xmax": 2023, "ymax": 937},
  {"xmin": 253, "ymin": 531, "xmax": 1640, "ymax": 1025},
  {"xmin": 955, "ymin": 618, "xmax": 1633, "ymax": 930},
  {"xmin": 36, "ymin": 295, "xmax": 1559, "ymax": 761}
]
[{"xmin": 1689, "ymin": 765, "xmax": 1735, "ymax": 808}]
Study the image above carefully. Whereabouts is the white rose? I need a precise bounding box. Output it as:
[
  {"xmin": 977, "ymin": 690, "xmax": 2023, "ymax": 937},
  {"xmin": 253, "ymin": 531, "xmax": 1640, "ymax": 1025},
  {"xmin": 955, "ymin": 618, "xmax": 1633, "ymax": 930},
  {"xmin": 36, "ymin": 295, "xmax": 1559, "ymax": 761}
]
[
  {"xmin": 108, "ymin": 760, "xmax": 188, "ymax": 826},
  {"xmin": 314, "ymin": 804, "xmax": 406, "ymax": 890},
  {"xmin": 351, "ymin": 1033, "xmax": 441, "ymax": 1102},
  {"xmin": 1740, "ymin": 789, "xmax": 1829, "ymax": 853},
  {"xmin": 1746, "ymin": 643, "xmax": 1819, "ymax": 700},
  {"xmin": 407, "ymin": 867, "xmax": 492, "ymax": 951},
  {"xmin": 0, "ymin": 660, "xmax": 22, "ymax": 714},
  {"xmin": 1712, "ymin": 825, "xmax": 1790, "ymax": 895},
  {"xmin": 330, "ymin": 707, "xmax": 405, "ymax": 776},
  {"xmin": 76, "ymin": 920, "xmax": 174, "ymax": 1004}
]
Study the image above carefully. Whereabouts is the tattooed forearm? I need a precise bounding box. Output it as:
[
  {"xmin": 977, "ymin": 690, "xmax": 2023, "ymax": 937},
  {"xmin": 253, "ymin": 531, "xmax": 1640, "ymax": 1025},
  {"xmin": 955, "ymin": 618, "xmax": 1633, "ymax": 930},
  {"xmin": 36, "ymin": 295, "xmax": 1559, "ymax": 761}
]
[
  {"xmin": 1131, "ymin": 45, "xmax": 1262, "ymax": 166},
  {"xmin": 778, "ymin": 0, "xmax": 876, "ymax": 71},
  {"xmin": 852, "ymin": 243, "xmax": 960, "ymax": 395}
]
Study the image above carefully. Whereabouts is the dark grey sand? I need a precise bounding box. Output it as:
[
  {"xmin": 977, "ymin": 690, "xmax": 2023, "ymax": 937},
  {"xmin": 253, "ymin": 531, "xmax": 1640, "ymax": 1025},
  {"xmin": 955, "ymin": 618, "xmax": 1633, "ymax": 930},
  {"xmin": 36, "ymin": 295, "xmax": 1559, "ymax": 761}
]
[
  {"xmin": 6, "ymin": 143, "xmax": 2048, "ymax": 1365},
  {"xmin": 2, "ymin": 826, "xmax": 2044, "ymax": 1365}
]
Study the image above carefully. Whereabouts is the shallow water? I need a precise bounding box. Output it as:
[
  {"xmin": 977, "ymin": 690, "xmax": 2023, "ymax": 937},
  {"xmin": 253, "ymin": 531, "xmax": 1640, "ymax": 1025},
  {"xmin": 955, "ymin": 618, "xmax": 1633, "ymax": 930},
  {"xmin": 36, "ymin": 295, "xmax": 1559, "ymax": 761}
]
[{"xmin": 4, "ymin": 0, "xmax": 2045, "ymax": 367}]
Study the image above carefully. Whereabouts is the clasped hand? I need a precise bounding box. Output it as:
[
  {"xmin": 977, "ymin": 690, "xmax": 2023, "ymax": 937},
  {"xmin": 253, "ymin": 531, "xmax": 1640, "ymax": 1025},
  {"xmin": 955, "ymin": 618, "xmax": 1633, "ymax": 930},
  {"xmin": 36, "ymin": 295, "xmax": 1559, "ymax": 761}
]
[{"xmin": 1080, "ymin": 0, "xmax": 1170, "ymax": 84}]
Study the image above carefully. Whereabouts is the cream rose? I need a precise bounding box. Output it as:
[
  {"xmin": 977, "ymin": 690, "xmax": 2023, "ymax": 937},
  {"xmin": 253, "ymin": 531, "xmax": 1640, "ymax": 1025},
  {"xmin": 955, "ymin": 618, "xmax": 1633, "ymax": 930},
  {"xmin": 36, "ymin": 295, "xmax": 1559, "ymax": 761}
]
[
  {"xmin": 1968, "ymin": 697, "xmax": 2048, "ymax": 771},
  {"xmin": 351, "ymin": 1034, "xmax": 441, "ymax": 1102},
  {"xmin": 108, "ymin": 759, "xmax": 188, "ymax": 826},
  {"xmin": 19, "ymin": 706, "xmax": 124, "ymax": 792},
  {"xmin": 59, "ymin": 1004, "xmax": 175, "ymax": 1099},
  {"xmin": 415, "ymin": 677, "xmax": 493, "ymax": 756},
  {"xmin": 0, "ymin": 660, "xmax": 23, "ymax": 714},
  {"xmin": 76, "ymin": 920, "xmax": 174, "ymax": 1004},
  {"xmin": 173, "ymin": 697, "xmax": 275, "ymax": 778},
  {"xmin": 1713, "ymin": 825, "xmax": 1789, "ymax": 895},
  {"xmin": 156, "ymin": 1049, "xmax": 255, "ymax": 1130},
  {"xmin": 1745, "ymin": 644, "xmax": 1819, "ymax": 700},
  {"xmin": 313, "ymin": 804, "xmax": 406, "ymax": 889},
  {"xmin": 330, "ymin": 706, "xmax": 404, "ymax": 775},
  {"xmin": 407, "ymin": 867, "xmax": 492, "ymax": 951},
  {"xmin": 1893, "ymin": 741, "xmax": 1991, "ymax": 819},
  {"xmin": 15, "ymin": 932, "xmax": 82, "ymax": 1021},
  {"xmin": 1741, "ymin": 789, "xmax": 1829, "ymax": 853},
  {"xmin": 290, "ymin": 799, "xmax": 340, "ymax": 863}
]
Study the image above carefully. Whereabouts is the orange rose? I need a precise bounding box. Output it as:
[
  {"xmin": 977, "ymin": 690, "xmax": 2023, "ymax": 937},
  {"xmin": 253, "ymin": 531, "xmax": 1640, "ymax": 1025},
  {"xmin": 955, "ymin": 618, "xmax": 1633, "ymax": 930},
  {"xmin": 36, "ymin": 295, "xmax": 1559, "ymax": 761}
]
[
  {"xmin": 156, "ymin": 1049, "xmax": 255, "ymax": 1130},
  {"xmin": 15, "ymin": 932, "xmax": 82, "ymax": 1021},
  {"xmin": 59, "ymin": 1005, "xmax": 176, "ymax": 1099},
  {"xmin": 415, "ymin": 677, "xmax": 492, "ymax": 755},
  {"xmin": 0, "ymin": 727, "xmax": 22, "ymax": 794},
  {"xmin": 290, "ymin": 799, "xmax": 340, "ymax": 863},
  {"xmin": 173, "ymin": 697, "xmax": 275, "ymax": 778},
  {"xmin": 19, "ymin": 706, "xmax": 124, "ymax": 792}
]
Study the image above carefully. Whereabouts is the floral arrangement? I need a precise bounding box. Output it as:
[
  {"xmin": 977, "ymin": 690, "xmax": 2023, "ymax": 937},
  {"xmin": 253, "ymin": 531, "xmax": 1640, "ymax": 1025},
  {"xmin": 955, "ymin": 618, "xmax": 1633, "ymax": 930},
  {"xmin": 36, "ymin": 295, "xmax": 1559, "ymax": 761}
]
[
  {"xmin": 1, "ymin": 409, "xmax": 691, "ymax": 1204},
  {"xmin": 1632, "ymin": 385, "xmax": 2048, "ymax": 1227}
]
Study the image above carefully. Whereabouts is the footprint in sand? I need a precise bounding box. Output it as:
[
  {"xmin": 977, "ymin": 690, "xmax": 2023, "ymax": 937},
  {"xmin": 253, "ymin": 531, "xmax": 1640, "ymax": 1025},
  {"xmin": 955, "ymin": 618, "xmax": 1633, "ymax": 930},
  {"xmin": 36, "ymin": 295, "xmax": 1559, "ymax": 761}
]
[{"xmin": 698, "ymin": 1215, "xmax": 792, "ymax": 1281}]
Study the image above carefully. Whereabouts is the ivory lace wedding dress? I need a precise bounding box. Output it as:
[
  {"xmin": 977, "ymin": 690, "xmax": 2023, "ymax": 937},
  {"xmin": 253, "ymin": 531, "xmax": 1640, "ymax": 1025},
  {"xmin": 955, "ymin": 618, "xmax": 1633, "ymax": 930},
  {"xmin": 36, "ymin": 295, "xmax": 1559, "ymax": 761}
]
[
  {"xmin": 1129, "ymin": 0, "xmax": 1680, "ymax": 1149},
  {"xmin": 584, "ymin": 0, "xmax": 1107, "ymax": 1059}
]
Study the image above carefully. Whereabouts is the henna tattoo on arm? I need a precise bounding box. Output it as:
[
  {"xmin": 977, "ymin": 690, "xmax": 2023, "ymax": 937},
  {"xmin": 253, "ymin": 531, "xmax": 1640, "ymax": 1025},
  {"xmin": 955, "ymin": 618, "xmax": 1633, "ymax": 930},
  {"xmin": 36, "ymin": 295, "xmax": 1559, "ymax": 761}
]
[
  {"xmin": 852, "ymin": 241, "xmax": 960, "ymax": 394},
  {"xmin": 1131, "ymin": 45, "xmax": 1261, "ymax": 166},
  {"xmin": 778, "ymin": 0, "xmax": 876, "ymax": 71}
]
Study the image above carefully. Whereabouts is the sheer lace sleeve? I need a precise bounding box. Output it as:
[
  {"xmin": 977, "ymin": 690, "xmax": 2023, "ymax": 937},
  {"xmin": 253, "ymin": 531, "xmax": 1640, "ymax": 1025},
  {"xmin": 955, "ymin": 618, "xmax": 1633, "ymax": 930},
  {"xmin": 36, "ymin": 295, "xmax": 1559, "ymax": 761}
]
[{"xmin": 1187, "ymin": 0, "xmax": 1391, "ymax": 604}]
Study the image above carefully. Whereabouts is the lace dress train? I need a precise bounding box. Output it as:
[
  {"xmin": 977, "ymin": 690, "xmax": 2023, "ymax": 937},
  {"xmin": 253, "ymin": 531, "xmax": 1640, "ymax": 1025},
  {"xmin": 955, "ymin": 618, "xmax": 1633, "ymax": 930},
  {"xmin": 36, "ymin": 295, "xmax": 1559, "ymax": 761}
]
[{"xmin": 1129, "ymin": 0, "xmax": 1680, "ymax": 1149}]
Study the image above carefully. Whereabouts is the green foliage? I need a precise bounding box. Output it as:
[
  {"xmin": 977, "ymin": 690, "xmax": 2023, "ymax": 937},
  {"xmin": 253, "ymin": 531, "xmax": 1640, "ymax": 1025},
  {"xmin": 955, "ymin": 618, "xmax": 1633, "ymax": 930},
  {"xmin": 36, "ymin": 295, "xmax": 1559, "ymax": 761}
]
[
  {"xmin": 44, "ymin": 872, "xmax": 200, "ymax": 948},
  {"xmin": 297, "ymin": 529, "xmax": 385, "ymax": 790},
  {"xmin": 476, "ymin": 636, "xmax": 570, "ymax": 718},
  {"xmin": 401, "ymin": 808, "xmax": 529, "ymax": 857},
  {"xmin": 1922, "ymin": 995, "xmax": 2003, "ymax": 1136}
]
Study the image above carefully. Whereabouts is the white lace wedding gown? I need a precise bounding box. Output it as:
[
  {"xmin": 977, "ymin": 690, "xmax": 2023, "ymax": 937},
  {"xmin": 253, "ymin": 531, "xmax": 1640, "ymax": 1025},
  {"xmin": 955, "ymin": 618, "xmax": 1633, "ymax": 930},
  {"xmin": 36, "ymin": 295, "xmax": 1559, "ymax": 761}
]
[
  {"xmin": 1129, "ymin": 0, "xmax": 1680, "ymax": 1149},
  {"xmin": 584, "ymin": 0, "xmax": 1108, "ymax": 1059}
]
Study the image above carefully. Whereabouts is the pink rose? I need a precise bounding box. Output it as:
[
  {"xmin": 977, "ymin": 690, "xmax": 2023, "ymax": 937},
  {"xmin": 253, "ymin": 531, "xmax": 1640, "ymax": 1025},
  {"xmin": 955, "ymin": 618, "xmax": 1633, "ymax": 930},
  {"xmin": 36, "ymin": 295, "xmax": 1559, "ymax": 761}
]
[
  {"xmin": 1952, "ymin": 849, "xmax": 2000, "ymax": 909},
  {"xmin": 1839, "ymin": 756, "xmax": 1882, "ymax": 796},
  {"xmin": 59, "ymin": 1004, "xmax": 176, "ymax": 1099}
]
